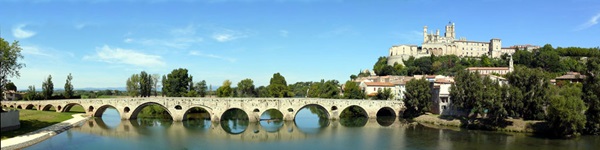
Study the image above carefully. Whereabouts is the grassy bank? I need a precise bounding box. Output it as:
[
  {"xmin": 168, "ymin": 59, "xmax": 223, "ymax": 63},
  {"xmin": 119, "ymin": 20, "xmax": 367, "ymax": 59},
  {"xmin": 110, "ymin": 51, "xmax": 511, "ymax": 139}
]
[
  {"xmin": 1, "ymin": 105, "xmax": 85, "ymax": 140},
  {"xmin": 414, "ymin": 113, "xmax": 544, "ymax": 133}
]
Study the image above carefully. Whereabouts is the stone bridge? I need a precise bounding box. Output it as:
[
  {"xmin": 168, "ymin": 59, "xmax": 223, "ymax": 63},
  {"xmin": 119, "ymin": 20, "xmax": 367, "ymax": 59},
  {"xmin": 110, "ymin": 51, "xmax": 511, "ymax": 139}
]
[{"xmin": 1, "ymin": 98, "xmax": 405, "ymax": 122}]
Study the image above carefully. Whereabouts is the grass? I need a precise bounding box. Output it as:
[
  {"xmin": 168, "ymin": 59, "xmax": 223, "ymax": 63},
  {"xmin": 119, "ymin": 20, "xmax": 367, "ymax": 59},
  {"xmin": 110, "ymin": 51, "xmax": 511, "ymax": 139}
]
[{"xmin": 1, "ymin": 106, "xmax": 85, "ymax": 140}]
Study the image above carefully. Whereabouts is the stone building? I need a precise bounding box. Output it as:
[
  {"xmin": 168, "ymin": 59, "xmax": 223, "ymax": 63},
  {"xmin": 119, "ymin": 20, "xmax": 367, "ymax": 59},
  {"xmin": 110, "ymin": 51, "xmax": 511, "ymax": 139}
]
[{"xmin": 388, "ymin": 22, "xmax": 515, "ymax": 66}]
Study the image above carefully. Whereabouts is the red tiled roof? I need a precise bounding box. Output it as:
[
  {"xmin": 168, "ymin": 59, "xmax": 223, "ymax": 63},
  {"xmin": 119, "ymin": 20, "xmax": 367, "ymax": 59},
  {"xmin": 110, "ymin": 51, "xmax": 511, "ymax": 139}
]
[{"xmin": 364, "ymin": 82, "xmax": 395, "ymax": 87}]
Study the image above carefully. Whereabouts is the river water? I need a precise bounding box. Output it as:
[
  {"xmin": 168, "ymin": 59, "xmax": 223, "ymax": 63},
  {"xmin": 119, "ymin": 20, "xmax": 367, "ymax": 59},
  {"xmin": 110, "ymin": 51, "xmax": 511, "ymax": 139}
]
[{"xmin": 25, "ymin": 108, "xmax": 599, "ymax": 150}]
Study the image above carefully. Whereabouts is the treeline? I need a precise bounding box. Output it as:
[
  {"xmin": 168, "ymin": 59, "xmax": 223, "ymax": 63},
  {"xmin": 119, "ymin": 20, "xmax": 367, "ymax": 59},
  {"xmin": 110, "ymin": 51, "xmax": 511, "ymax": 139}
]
[
  {"xmin": 363, "ymin": 54, "xmax": 510, "ymax": 78},
  {"xmin": 19, "ymin": 73, "xmax": 77, "ymax": 100},
  {"xmin": 448, "ymin": 57, "xmax": 600, "ymax": 138}
]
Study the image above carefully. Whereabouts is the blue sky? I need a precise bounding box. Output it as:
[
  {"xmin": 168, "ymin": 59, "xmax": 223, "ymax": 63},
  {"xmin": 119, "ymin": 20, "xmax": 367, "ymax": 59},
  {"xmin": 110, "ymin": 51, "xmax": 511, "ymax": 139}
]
[{"xmin": 1, "ymin": 0, "xmax": 599, "ymax": 89}]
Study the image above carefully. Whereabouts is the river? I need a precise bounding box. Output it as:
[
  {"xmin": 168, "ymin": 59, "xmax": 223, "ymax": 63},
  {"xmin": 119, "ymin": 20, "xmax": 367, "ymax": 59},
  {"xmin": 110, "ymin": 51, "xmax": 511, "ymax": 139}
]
[{"xmin": 25, "ymin": 108, "xmax": 599, "ymax": 150}]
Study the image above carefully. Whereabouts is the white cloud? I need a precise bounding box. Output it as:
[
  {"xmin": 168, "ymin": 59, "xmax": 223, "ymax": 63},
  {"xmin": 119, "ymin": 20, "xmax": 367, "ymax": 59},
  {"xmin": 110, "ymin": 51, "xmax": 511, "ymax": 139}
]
[
  {"xmin": 84, "ymin": 45, "xmax": 165, "ymax": 67},
  {"xmin": 170, "ymin": 24, "xmax": 196, "ymax": 36},
  {"xmin": 280, "ymin": 30, "xmax": 289, "ymax": 37},
  {"xmin": 74, "ymin": 23, "xmax": 87, "ymax": 30},
  {"xmin": 212, "ymin": 29, "xmax": 248, "ymax": 42},
  {"xmin": 576, "ymin": 12, "xmax": 600, "ymax": 31},
  {"xmin": 12, "ymin": 24, "xmax": 36, "ymax": 39},
  {"xmin": 21, "ymin": 45, "xmax": 52, "ymax": 57},
  {"xmin": 189, "ymin": 50, "xmax": 236, "ymax": 63}
]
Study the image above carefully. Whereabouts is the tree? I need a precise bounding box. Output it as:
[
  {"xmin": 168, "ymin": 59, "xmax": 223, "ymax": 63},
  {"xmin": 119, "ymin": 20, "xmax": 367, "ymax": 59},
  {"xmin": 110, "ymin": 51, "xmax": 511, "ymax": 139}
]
[
  {"xmin": 5, "ymin": 82, "xmax": 16, "ymax": 91},
  {"xmin": 151, "ymin": 74, "xmax": 160, "ymax": 97},
  {"xmin": 139, "ymin": 71, "xmax": 153, "ymax": 97},
  {"xmin": 307, "ymin": 80, "xmax": 340, "ymax": 99},
  {"xmin": 373, "ymin": 88, "xmax": 394, "ymax": 100},
  {"xmin": 126, "ymin": 74, "xmax": 140, "ymax": 97},
  {"xmin": 1, "ymin": 38, "xmax": 25, "ymax": 100},
  {"xmin": 64, "ymin": 73, "xmax": 74, "ymax": 99},
  {"xmin": 162, "ymin": 68, "xmax": 192, "ymax": 97},
  {"xmin": 547, "ymin": 94, "xmax": 587, "ymax": 138},
  {"xmin": 42, "ymin": 75, "xmax": 54, "ymax": 100},
  {"xmin": 217, "ymin": 80, "xmax": 232, "ymax": 97},
  {"xmin": 482, "ymin": 76, "xmax": 505, "ymax": 125},
  {"xmin": 343, "ymin": 81, "xmax": 365, "ymax": 99},
  {"xmin": 583, "ymin": 57, "xmax": 600, "ymax": 135},
  {"xmin": 373, "ymin": 56, "xmax": 389, "ymax": 76},
  {"xmin": 506, "ymin": 66, "xmax": 550, "ymax": 120},
  {"xmin": 195, "ymin": 80, "xmax": 208, "ymax": 97},
  {"xmin": 256, "ymin": 86, "xmax": 270, "ymax": 97},
  {"xmin": 450, "ymin": 70, "xmax": 485, "ymax": 118},
  {"xmin": 403, "ymin": 78, "xmax": 432, "ymax": 118},
  {"xmin": 25, "ymin": 85, "xmax": 36, "ymax": 100},
  {"xmin": 289, "ymin": 82, "xmax": 312, "ymax": 97},
  {"xmin": 268, "ymin": 73, "xmax": 292, "ymax": 97},
  {"xmin": 161, "ymin": 75, "xmax": 167, "ymax": 97},
  {"xmin": 237, "ymin": 78, "xmax": 256, "ymax": 97}
]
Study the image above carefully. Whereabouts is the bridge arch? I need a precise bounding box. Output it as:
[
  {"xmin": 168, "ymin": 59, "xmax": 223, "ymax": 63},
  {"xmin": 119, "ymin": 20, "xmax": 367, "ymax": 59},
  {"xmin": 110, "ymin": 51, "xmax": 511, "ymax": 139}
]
[
  {"xmin": 294, "ymin": 104, "xmax": 330, "ymax": 120},
  {"xmin": 94, "ymin": 105, "xmax": 120, "ymax": 117},
  {"xmin": 42, "ymin": 104, "xmax": 57, "ymax": 111},
  {"xmin": 376, "ymin": 107, "xmax": 397, "ymax": 118},
  {"xmin": 17, "ymin": 105, "xmax": 22, "ymax": 109},
  {"xmin": 183, "ymin": 106, "xmax": 213, "ymax": 121},
  {"xmin": 25, "ymin": 104, "xmax": 35, "ymax": 110},
  {"xmin": 128, "ymin": 102, "xmax": 173, "ymax": 120},
  {"xmin": 339, "ymin": 105, "xmax": 369, "ymax": 118},
  {"xmin": 62, "ymin": 103, "xmax": 85, "ymax": 113}
]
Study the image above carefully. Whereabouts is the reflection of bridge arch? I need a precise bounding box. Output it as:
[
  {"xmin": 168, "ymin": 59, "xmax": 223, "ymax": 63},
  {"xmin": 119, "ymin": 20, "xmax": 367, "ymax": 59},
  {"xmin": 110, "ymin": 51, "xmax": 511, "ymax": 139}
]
[
  {"xmin": 294, "ymin": 104, "xmax": 330, "ymax": 119},
  {"xmin": 182, "ymin": 106, "xmax": 212, "ymax": 121},
  {"xmin": 1, "ymin": 98, "xmax": 404, "ymax": 122}
]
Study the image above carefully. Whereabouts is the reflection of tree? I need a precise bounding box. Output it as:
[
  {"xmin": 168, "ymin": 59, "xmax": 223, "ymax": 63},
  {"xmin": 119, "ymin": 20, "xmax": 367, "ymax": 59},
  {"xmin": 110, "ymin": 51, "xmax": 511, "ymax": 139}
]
[
  {"xmin": 264, "ymin": 109, "xmax": 283, "ymax": 119},
  {"xmin": 221, "ymin": 109, "xmax": 248, "ymax": 120},
  {"xmin": 339, "ymin": 106, "xmax": 367, "ymax": 118},
  {"xmin": 307, "ymin": 105, "xmax": 328, "ymax": 119},
  {"xmin": 138, "ymin": 104, "xmax": 172, "ymax": 119},
  {"xmin": 340, "ymin": 117, "xmax": 367, "ymax": 127}
]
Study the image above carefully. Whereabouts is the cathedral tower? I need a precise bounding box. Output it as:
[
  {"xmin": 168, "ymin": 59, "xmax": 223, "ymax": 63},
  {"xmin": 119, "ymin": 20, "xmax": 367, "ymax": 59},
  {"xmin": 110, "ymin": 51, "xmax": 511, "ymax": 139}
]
[
  {"xmin": 445, "ymin": 22, "xmax": 455, "ymax": 39},
  {"xmin": 423, "ymin": 26, "xmax": 428, "ymax": 43}
]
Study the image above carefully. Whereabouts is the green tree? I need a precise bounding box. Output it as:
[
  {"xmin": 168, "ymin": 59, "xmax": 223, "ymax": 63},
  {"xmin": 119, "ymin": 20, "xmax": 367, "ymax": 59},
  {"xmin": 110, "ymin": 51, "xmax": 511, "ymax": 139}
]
[
  {"xmin": 139, "ymin": 71, "xmax": 153, "ymax": 97},
  {"xmin": 161, "ymin": 75, "xmax": 167, "ymax": 97},
  {"xmin": 195, "ymin": 80, "xmax": 208, "ymax": 97},
  {"xmin": 373, "ymin": 56, "xmax": 389, "ymax": 76},
  {"xmin": 373, "ymin": 88, "xmax": 394, "ymax": 100},
  {"xmin": 217, "ymin": 80, "xmax": 232, "ymax": 97},
  {"xmin": 42, "ymin": 75, "xmax": 54, "ymax": 100},
  {"xmin": 450, "ymin": 70, "xmax": 485, "ymax": 118},
  {"xmin": 403, "ymin": 78, "xmax": 432, "ymax": 118},
  {"xmin": 506, "ymin": 66, "xmax": 550, "ymax": 120},
  {"xmin": 5, "ymin": 82, "xmax": 16, "ymax": 91},
  {"xmin": 64, "ymin": 73, "xmax": 74, "ymax": 99},
  {"xmin": 289, "ymin": 82, "xmax": 312, "ymax": 97},
  {"xmin": 1, "ymin": 38, "xmax": 25, "ymax": 100},
  {"xmin": 547, "ymin": 94, "xmax": 587, "ymax": 138},
  {"xmin": 126, "ymin": 74, "xmax": 140, "ymax": 97},
  {"xmin": 256, "ymin": 86, "xmax": 270, "ymax": 97},
  {"xmin": 583, "ymin": 57, "xmax": 600, "ymax": 135},
  {"xmin": 482, "ymin": 76, "xmax": 505, "ymax": 125},
  {"xmin": 343, "ymin": 81, "xmax": 365, "ymax": 99},
  {"xmin": 163, "ymin": 68, "xmax": 192, "ymax": 97},
  {"xmin": 534, "ymin": 46, "xmax": 565, "ymax": 72},
  {"xmin": 307, "ymin": 80, "xmax": 340, "ymax": 99},
  {"xmin": 513, "ymin": 50, "xmax": 534, "ymax": 67},
  {"xmin": 503, "ymin": 86, "xmax": 524, "ymax": 118},
  {"xmin": 237, "ymin": 78, "xmax": 256, "ymax": 97},
  {"xmin": 268, "ymin": 73, "xmax": 292, "ymax": 97},
  {"xmin": 25, "ymin": 85, "xmax": 36, "ymax": 100}
]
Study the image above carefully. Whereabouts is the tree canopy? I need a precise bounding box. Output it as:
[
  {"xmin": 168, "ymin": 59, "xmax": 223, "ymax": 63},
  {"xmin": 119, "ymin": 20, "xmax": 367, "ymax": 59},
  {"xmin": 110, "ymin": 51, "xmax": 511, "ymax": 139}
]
[
  {"xmin": 343, "ymin": 81, "xmax": 365, "ymax": 99},
  {"xmin": 237, "ymin": 78, "xmax": 256, "ymax": 97},
  {"xmin": 217, "ymin": 80, "xmax": 233, "ymax": 97},
  {"xmin": 403, "ymin": 78, "xmax": 431, "ymax": 118},
  {"xmin": 162, "ymin": 68, "xmax": 192, "ymax": 97},
  {"xmin": 268, "ymin": 73, "xmax": 292, "ymax": 97},
  {"xmin": 64, "ymin": 73, "xmax": 74, "ymax": 99},
  {"xmin": 1, "ymin": 38, "xmax": 25, "ymax": 100},
  {"xmin": 42, "ymin": 75, "xmax": 54, "ymax": 100}
]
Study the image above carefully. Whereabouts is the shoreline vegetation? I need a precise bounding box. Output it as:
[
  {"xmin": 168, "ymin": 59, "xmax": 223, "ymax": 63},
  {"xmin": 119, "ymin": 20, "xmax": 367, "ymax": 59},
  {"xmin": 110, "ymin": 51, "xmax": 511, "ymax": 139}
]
[{"xmin": 414, "ymin": 113, "xmax": 547, "ymax": 133}]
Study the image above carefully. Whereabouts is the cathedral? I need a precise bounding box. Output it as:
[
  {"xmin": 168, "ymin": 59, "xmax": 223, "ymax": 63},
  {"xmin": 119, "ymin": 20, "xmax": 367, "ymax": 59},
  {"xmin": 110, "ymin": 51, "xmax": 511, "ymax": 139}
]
[{"xmin": 388, "ymin": 22, "xmax": 514, "ymax": 66}]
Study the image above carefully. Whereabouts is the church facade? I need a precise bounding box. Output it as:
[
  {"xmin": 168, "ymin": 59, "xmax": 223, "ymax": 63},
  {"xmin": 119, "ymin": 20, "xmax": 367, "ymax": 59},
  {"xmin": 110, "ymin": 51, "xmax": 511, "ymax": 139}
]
[{"xmin": 388, "ymin": 22, "xmax": 513, "ymax": 66}]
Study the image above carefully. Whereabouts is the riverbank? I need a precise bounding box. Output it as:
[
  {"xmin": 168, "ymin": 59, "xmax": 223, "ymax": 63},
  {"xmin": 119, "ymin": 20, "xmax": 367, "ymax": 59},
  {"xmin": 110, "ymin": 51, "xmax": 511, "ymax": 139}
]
[
  {"xmin": 0, "ymin": 114, "xmax": 89, "ymax": 150},
  {"xmin": 413, "ymin": 114, "xmax": 543, "ymax": 133}
]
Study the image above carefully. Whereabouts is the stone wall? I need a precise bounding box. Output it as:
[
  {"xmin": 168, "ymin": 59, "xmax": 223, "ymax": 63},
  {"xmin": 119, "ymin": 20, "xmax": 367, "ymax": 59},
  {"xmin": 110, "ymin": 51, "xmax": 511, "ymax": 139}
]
[{"xmin": 1, "ymin": 110, "xmax": 20, "ymax": 132}]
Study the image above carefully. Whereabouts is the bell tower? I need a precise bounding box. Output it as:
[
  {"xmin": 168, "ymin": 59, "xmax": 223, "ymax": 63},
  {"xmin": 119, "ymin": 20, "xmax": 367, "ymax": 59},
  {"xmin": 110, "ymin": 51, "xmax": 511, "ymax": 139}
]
[
  {"xmin": 423, "ymin": 26, "xmax": 428, "ymax": 43},
  {"xmin": 445, "ymin": 22, "xmax": 455, "ymax": 39}
]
